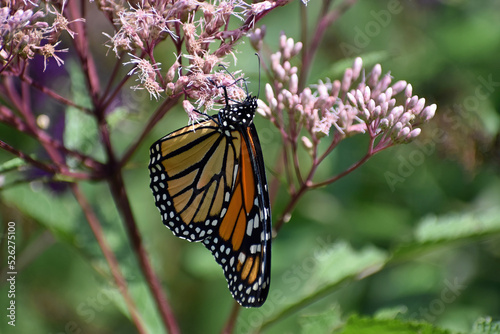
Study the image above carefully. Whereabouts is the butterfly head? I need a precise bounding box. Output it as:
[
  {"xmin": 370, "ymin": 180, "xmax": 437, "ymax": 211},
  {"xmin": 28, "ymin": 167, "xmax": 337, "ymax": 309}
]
[{"xmin": 218, "ymin": 95, "xmax": 258, "ymax": 130}]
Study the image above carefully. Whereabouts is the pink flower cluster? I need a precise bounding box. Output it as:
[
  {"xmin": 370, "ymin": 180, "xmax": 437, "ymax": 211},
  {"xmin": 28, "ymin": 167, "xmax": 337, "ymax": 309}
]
[
  {"xmin": 256, "ymin": 33, "xmax": 436, "ymax": 151},
  {"xmin": 0, "ymin": 1, "xmax": 84, "ymax": 71},
  {"xmin": 102, "ymin": 0, "xmax": 282, "ymax": 102}
]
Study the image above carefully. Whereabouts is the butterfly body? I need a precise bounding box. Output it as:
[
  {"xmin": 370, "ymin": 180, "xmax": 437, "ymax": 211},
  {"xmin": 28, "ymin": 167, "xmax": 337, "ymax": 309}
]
[{"xmin": 149, "ymin": 91, "xmax": 271, "ymax": 307}]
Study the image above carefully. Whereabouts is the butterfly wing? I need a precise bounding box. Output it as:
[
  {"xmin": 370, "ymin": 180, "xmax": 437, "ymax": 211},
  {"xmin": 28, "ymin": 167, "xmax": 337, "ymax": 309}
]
[
  {"xmin": 203, "ymin": 124, "xmax": 271, "ymax": 307},
  {"xmin": 149, "ymin": 119, "xmax": 271, "ymax": 307},
  {"xmin": 148, "ymin": 119, "xmax": 238, "ymax": 241}
]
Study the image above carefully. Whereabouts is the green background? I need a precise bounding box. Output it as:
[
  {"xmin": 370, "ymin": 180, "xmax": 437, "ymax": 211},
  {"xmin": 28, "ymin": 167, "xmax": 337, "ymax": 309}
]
[{"xmin": 1, "ymin": 1, "xmax": 500, "ymax": 333}]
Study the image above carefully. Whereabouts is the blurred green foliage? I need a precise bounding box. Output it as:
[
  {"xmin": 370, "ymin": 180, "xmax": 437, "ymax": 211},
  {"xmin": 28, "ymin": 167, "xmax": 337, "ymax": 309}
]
[{"xmin": 1, "ymin": 1, "xmax": 500, "ymax": 333}]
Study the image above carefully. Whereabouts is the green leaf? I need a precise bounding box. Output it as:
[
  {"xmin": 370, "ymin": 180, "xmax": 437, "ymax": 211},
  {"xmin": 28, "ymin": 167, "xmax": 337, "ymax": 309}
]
[
  {"xmin": 63, "ymin": 60, "xmax": 103, "ymax": 166},
  {"xmin": 0, "ymin": 157, "xmax": 27, "ymax": 173},
  {"xmin": 299, "ymin": 304, "xmax": 343, "ymax": 334},
  {"xmin": 340, "ymin": 314, "xmax": 453, "ymax": 334},
  {"xmin": 374, "ymin": 305, "xmax": 409, "ymax": 320},
  {"xmin": 393, "ymin": 207, "xmax": 500, "ymax": 260},
  {"xmin": 106, "ymin": 106, "xmax": 129, "ymax": 129},
  {"xmin": 257, "ymin": 241, "xmax": 388, "ymax": 331},
  {"xmin": 303, "ymin": 241, "xmax": 387, "ymax": 293},
  {"xmin": 2, "ymin": 186, "xmax": 80, "ymax": 243},
  {"xmin": 472, "ymin": 317, "xmax": 500, "ymax": 334},
  {"xmin": 2, "ymin": 182, "xmax": 166, "ymax": 333},
  {"xmin": 415, "ymin": 208, "xmax": 500, "ymax": 243}
]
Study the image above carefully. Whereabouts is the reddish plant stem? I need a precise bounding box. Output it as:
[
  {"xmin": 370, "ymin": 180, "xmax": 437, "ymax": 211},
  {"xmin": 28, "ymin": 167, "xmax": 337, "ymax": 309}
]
[
  {"xmin": 275, "ymin": 135, "xmax": 378, "ymax": 233},
  {"xmin": 97, "ymin": 102, "xmax": 179, "ymax": 333},
  {"xmin": 299, "ymin": 0, "xmax": 308, "ymax": 57},
  {"xmin": 274, "ymin": 181, "xmax": 309, "ymax": 233},
  {"xmin": 100, "ymin": 51, "xmax": 127, "ymax": 106},
  {"xmin": 312, "ymin": 151, "xmax": 373, "ymax": 189},
  {"xmin": 20, "ymin": 74, "xmax": 91, "ymax": 113},
  {"xmin": 221, "ymin": 302, "xmax": 241, "ymax": 334},
  {"xmin": 287, "ymin": 104, "xmax": 304, "ymax": 185},
  {"xmin": 0, "ymin": 139, "xmax": 95, "ymax": 181},
  {"xmin": 4, "ymin": 77, "xmax": 69, "ymax": 172},
  {"xmin": 316, "ymin": 132, "xmax": 343, "ymax": 166},
  {"xmin": 70, "ymin": 184, "xmax": 147, "ymax": 334},
  {"xmin": 311, "ymin": 136, "xmax": 377, "ymax": 189},
  {"xmin": 298, "ymin": 0, "xmax": 358, "ymax": 90},
  {"xmin": 0, "ymin": 139, "xmax": 57, "ymax": 174},
  {"xmin": 214, "ymin": 0, "xmax": 291, "ymax": 58},
  {"xmin": 0, "ymin": 106, "xmax": 104, "ymax": 173},
  {"xmin": 100, "ymin": 70, "xmax": 133, "ymax": 112},
  {"xmin": 67, "ymin": 0, "xmax": 101, "ymax": 107},
  {"xmin": 67, "ymin": 3, "xmax": 179, "ymax": 331},
  {"xmin": 107, "ymin": 166, "xmax": 181, "ymax": 334}
]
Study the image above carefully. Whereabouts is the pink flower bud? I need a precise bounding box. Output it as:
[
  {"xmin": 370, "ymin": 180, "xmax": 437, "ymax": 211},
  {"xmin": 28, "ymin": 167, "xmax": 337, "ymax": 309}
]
[
  {"xmin": 391, "ymin": 80, "xmax": 407, "ymax": 95},
  {"xmin": 388, "ymin": 98, "xmax": 396, "ymax": 109},
  {"xmin": 280, "ymin": 33, "xmax": 287, "ymax": 51},
  {"xmin": 390, "ymin": 106, "xmax": 404, "ymax": 120},
  {"xmin": 317, "ymin": 82, "xmax": 329, "ymax": 98},
  {"xmin": 271, "ymin": 97, "xmax": 278, "ymax": 109},
  {"xmin": 379, "ymin": 118, "xmax": 390, "ymax": 130},
  {"xmin": 183, "ymin": 100, "xmax": 195, "ymax": 115},
  {"xmin": 405, "ymin": 83, "xmax": 413, "ymax": 99},
  {"xmin": 377, "ymin": 92, "xmax": 387, "ymax": 105},
  {"xmin": 301, "ymin": 136, "xmax": 313, "ymax": 149},
  {"xmin": 399, "ymin": 112, "xmax": 413, "ymax": 125},
  {"xmin": 356, "ymin": 89, "xmax": 365, "ymax": 107},
  {"xmin": 289, "ymin": 74, "xmax": 298, "ymax": 94},
  {"xmin": 367, "ymin": 99, "xmax": 375, "ymax": 112},
  {"xmin": 331, "ymin": 80, "xmax": 341, "ymax": 99},
  {"xmin": 363, "ymin": 86, "xmax": 371, "ymax": 102},
  {"xmin": 368, "ymin": 64, "xmax": 382, "ymax": 87},
  {"xmin": 283, "ymin": 60, "xmax": 291, "ymax": 72},
  {"xmin": 257, "ymin": 99, "xmax": 271, "ymax": 118},
  {"xmin": 347, "ymin": 92, "xmax": 357, "ymax": 106},
  {"xmin": 352, "ymin": 57, "xmax": 363, "ymax": 81},
  {"xmin": 380, "ymin": 102, "xmax": 389, "ymax": 116},
  {"xmin": 361, "ymin": 108, "xmax": 370, "ymax": 120},
  {"xmin": 392, "ymin": 121, "xmax": 403, "ymax": 136},
  {"xmin": 166, "ymin": 82, "xmax": 175, "ymax": 96},
  {"xmin": 412, "ymin": 98, "xmax": 426, "ymax": 115},
  {"xmin": 377, "ymin": 73, "xmax": 392, "ymax": 94},
  {"xmin": 265, "ymin": 83, "xmax": 275, "ymax": 103},
  {"xmin": 341, "ymin": 68, "xmax": 353, "ymax": 93},
  {"xmin": 408, "ymin": 128, "xmax": 421, "ymax": 140},
  {"xmin": 406, "ymin": 95, "xmax": 418, "ymax": 109},
  {"xmin": 292, "ymin": 42, "xmax": 303, "ymax": 57},
  {"xmin": 421, "ymin": 104, "xmax": 437, "ymax": 121},
  {"xmin": 385, "ymin": 87, "xmax": 393, "ymax": 100},
  {"xmin": 398, "ymin": 126, "xmax": 410, "ymax": 139}
]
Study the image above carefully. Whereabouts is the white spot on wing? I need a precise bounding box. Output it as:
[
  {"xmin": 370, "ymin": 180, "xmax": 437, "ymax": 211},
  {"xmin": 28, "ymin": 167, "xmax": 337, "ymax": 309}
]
[
  {"xmin": 238, "ymin": 252, "xmax": 246, "ymax": 264},
  {"xmin": 246, "ymin": 219, "xmax": 253, "ymax": 236}
]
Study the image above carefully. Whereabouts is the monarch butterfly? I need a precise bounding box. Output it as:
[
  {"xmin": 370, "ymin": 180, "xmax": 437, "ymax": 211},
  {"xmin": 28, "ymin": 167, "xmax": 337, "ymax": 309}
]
[{"xmin": 148, "ymin": 66, "xmax": 271, "ymax": 307}]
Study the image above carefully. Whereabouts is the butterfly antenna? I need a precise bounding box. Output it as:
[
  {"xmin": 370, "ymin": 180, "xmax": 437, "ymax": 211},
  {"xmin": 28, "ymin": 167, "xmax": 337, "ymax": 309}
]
[
  {"xmin": 255, "ymin": 53, "xmax": 261, "ymax": 99},
  {"xmin": 218, "ymin": 64, "xmax": 249, "ymax": 96}
]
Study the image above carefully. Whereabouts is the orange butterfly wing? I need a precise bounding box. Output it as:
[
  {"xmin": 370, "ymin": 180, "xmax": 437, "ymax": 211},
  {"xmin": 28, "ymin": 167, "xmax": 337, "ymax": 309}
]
[{"xmin": 149, "ymin": 119, "xmax": 271, "ymax": 307}]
